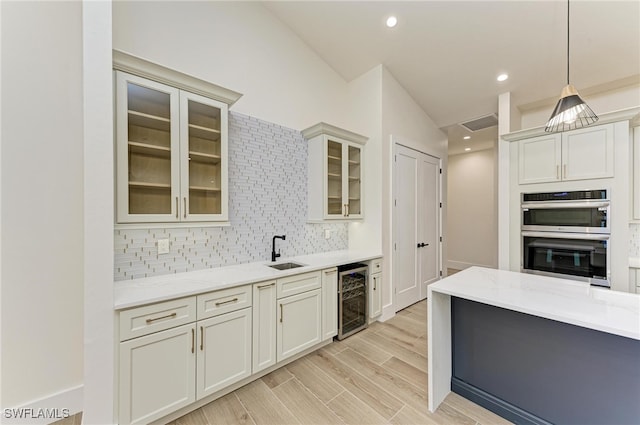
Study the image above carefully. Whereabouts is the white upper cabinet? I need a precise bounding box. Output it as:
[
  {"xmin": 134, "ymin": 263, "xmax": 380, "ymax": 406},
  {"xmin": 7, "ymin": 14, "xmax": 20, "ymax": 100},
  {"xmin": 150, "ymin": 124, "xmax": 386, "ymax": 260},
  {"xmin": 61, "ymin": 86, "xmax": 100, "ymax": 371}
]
[
  {"xmin": 114, "ymin": 51, "xmax": 241, "ymax": 225},
  {"xmin": 518, "ymin": 123, "xmax": 614, "ymax": 185},
  {"xmin": 116, "ymin": 72, "xmax": 181, "ymax": 222},
  {"xmin": 303, "ymin": 123, "xmax": 367, "ymax": 221}
]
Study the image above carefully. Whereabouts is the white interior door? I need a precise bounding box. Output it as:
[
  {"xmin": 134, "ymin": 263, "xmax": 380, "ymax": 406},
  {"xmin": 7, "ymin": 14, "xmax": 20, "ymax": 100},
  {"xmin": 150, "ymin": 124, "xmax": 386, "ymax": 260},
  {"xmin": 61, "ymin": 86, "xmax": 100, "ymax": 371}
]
[
  {"xmin": 418, "ymin": 154, "xmax": 441, "ymax": 297},
  {"xmin": 394, "ymin": 143, "xmax": 441, "ymax": 311},
  {"xmin": 394, "ymin": 148, "xmax": 420, "ymax": 311}
]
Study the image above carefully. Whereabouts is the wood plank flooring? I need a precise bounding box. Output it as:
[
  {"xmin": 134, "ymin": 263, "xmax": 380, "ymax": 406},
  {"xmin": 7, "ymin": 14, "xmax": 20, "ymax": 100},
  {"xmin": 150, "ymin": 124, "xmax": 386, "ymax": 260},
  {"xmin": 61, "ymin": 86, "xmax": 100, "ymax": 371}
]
[{"xmin": 167, "ymin": 300, "xmax": 512, "ymax": 425}]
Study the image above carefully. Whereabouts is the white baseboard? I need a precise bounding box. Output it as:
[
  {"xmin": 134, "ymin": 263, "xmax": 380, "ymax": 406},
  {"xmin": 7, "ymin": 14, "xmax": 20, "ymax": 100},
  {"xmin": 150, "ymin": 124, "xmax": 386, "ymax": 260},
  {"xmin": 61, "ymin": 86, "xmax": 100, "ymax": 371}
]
[
  {"xmin": 447, "ymin": 260, "xmax": 494, "ymax": 272},
  {"xmin": 1, "ymin": 385, "xmax": 83, "ymax": 425},
  {"xmin": 379, "ymin": 304, "xmax": 395, "ymax": 322}
]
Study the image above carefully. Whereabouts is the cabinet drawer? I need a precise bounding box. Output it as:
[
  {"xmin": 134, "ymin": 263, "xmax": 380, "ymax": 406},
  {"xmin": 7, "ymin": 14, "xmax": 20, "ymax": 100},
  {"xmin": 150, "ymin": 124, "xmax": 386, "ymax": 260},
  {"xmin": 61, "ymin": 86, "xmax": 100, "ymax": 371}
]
[
  {"xmin": 277, "ymin": 271, "xmax": 321, "ymax": 299},
  {"xmin": 197, "ymin": 285, "xmax": 252, "ymax": 320},
  {"xmin": 119, "ymin": 297, "xmax": 196, "ymax": 341},
  {"xmin": 371, "ymin": 258, "xmax": 382, "ymax": 273}
]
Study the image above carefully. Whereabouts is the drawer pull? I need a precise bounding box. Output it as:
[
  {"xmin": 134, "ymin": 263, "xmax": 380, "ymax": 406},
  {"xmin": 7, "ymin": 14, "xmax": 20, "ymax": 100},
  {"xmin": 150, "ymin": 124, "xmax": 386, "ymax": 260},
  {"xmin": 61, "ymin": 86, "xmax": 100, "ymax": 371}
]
[
  {"xmin": 257, "ymin": 282, "xmax": 275, "ymax": 289},
  {"xmin": 215, "ymin": 297, "xmax": 239, "ymax": 307},
  {"xmin": 145, "ymin": 312, "xmax": 177, "ymax": 324}
]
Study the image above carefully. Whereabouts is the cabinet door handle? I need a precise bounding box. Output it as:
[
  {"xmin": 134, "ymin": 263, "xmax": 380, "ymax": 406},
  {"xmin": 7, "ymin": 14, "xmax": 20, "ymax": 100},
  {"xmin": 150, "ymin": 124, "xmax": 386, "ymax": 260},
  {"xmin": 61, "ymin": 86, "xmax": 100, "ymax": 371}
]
[
  {"xmin": 556, "ymin": 165, "xmax": 560, "ymax": 180},
  {"xmin": 175, "ymin": 197, "xmax": 179, "ymax": 218},
  {"xmin": 191, "ymin": 328, "xmax": 195, "ymax": 354},
  {"xmin": 346, "ymin": 204, "xmax": 350, "ymax": 217},
  {"xmin": 373, "ymin": 276, "xmax": 377, "ymax": 291},
  {"xmin": 563, "ymin": 164, "xmax": 567, "ymax": 179},
  {"xmin": 200, "ymin": 326, "xmax": 204, "ymax": 351},
  {"xmin": 280, "ymin": 304, "xmax": 283, "ymax": 323},
  {"xmin": 215, "ymin": 297, "xmax": 238, "ymax": 307},
  {"xmin": 183, "ymin": 197, "xmax": 187, "ymax": 218},
  {"xmin": 257, "ymin": 282, "xmax": 275, "ymax": 289},
  {"xmin": 145, "ymin": 312, "xmax": 177, "ymax": 324}
]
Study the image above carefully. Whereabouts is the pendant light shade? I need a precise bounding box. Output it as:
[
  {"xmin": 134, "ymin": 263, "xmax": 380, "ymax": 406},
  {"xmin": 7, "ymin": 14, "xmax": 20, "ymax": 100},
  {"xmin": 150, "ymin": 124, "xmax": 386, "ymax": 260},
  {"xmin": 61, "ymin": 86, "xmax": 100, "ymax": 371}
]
[
  {"xmin": 545, "ymin": 84, "xmax": 598, "ymax": 132},
  {"xmin": 545, "ymin": 0, "xmax": 598, "ymax": 133}
]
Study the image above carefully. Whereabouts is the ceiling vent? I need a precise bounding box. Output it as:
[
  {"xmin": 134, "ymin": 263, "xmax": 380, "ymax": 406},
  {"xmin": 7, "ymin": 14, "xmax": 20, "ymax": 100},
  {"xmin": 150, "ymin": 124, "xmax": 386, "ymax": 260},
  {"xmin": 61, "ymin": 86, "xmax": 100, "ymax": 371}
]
[{"xmin": 459, "ymin": 114, "xmax": 498, "ymax": 132}]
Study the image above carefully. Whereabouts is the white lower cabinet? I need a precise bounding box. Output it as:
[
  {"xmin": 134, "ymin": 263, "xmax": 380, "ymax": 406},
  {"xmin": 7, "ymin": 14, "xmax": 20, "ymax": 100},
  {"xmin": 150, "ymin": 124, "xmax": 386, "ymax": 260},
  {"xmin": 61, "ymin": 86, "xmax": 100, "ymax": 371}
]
[
  {"xmin": 277, "ymin": 288, "xmax": 322, "ymax": 361},
  {"xmin": 321, "ymin": 268, "xmax": 338, "ymax": 340},
  {"xmin": 117, "ymin": 264, "xmax": 378, "ymax": 424},
  {"xmin": 252, "ymin": 281, "xmax": 277, "ymax": 373},
  {"xmin": 197, "ymin": 308, "xmax": 252, "ymax": 398},
  {"xmin": 119, "ymin": 323, "xmax": 196, "ymax": 425},
  {"xmin": 369, "ymin": 259, "xmax": 383, "ymax": 319},
  {"xmin": 369, "ymin": 272, "xmax": 382, "ymax": 319}
]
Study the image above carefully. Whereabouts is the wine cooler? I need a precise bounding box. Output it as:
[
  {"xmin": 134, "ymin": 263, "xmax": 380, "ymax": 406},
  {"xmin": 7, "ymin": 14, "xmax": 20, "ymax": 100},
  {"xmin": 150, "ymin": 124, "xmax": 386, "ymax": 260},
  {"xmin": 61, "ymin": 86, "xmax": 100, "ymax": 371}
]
[{"xmin": 337, "ymin": 263, "xmax": 368, "ymax": 340}]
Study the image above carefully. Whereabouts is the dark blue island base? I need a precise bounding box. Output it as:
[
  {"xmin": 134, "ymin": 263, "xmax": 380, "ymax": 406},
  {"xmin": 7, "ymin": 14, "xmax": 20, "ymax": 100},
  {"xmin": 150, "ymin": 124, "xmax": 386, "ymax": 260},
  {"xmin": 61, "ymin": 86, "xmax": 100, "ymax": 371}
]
[{"xmin": 451, "ymin": 297, "xmax": 640, "ymax": 425}]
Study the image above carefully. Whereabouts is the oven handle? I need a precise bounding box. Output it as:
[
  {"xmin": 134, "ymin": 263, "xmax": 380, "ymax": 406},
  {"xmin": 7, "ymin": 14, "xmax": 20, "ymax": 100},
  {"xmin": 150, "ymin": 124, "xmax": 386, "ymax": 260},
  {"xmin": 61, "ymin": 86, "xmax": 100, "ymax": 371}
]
[
  {"xmin": 521, "ymin": 231, "xmax": 609, "ymax": 241},
  {"xmin": 521, "ymin": 201, "xmax": 609, "ymax": 209}
]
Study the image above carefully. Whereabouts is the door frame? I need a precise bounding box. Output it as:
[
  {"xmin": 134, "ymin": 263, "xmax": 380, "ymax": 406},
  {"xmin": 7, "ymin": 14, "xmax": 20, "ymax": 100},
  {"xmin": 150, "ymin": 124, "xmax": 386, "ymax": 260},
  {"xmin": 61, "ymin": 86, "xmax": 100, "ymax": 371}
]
[{"xmin": 392, "ymin": 140, "xmax": 443, "ymax": 312}]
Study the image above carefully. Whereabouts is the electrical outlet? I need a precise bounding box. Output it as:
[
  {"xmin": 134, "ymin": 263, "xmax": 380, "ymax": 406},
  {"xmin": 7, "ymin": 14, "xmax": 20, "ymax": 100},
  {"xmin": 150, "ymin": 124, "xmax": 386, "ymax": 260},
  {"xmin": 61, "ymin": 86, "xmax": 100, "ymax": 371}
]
[
  {"xmin": 157, "ymin": 239, "xmax": 170, "ymax": 255},
  {"xmin": 324, "ymin": 229, "xmax": 331, "ymax": 239}
]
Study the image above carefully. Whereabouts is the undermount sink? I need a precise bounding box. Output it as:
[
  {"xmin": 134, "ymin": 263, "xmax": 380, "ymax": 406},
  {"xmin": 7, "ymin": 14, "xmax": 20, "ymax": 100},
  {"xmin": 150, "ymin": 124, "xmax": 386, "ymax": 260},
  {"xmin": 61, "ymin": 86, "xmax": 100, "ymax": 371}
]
[{"xmin": 268, "ymin": 262, "xmax": 305, "ymax": 270}]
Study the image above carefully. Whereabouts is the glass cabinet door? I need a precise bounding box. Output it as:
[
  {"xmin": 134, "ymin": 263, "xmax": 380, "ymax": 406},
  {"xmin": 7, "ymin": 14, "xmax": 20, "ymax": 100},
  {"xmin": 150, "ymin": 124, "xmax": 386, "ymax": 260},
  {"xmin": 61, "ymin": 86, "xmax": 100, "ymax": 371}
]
[
  {"xmin": 347, "ymin": 145, "xmax": 361, "ymax": 216},
  {"xmin": 116, "ymin": 72, "xmax": 180, "ymax": 222},
  {"xmin": 180, "ymin": 92, "xmax": 228, "ymax": 221},
  {"xmin": 326, "ymin": 140, "xmax": 343, "ymax": 216}
]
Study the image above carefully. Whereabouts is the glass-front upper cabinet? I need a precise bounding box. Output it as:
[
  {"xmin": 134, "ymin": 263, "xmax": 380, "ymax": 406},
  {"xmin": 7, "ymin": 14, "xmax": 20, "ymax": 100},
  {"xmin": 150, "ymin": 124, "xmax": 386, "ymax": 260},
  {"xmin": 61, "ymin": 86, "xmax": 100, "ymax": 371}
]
[
  {"xmin": 304, "ymin": 123, "xmax": 367, "ymax": 221},
  {"xmin": 115, "ymin": 70, "xmax": 230, "ymax": 224},
  {"xmin": 180, "ymin": 92, "xmax": 228, "ymax": 221},
  {"xmin": 347, "ymin": 144, "xmax": 361, "ymax": 216}
]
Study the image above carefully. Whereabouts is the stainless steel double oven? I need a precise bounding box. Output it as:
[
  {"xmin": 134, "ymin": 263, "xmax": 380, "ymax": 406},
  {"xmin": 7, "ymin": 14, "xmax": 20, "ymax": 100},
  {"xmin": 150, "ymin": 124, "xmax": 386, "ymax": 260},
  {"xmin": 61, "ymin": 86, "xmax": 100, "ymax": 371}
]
[{"xmin": 521, "ymin": 189, "xmax": 610, "ymax": 287}]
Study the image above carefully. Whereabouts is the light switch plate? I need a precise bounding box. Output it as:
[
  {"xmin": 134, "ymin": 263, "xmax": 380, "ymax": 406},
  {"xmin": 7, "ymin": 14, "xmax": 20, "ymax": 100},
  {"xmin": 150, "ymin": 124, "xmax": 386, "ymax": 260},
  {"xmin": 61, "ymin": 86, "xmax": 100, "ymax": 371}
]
[
  {"xmin": 324, "ymin": 229, "xmax": 331, "ymax": 239},
  {"xmin": 157, "ymin": 239, "xmax": 170, "ymax": 255}
]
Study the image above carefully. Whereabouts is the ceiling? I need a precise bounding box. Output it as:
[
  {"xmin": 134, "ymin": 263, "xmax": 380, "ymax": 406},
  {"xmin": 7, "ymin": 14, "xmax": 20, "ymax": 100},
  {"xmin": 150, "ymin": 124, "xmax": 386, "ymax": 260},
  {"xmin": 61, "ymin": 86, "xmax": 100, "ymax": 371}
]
[{"xmin": 263, "ymin": 1, "xmax": 640, "ymax": 154}]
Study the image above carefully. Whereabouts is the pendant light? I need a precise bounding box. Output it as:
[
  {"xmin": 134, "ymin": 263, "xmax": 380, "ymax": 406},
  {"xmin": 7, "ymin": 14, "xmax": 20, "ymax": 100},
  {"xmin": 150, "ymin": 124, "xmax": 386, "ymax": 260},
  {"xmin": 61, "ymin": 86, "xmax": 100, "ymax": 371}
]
[{"xmin": 545, "ymin": 0, "xmax": 598, "ymax": 133}]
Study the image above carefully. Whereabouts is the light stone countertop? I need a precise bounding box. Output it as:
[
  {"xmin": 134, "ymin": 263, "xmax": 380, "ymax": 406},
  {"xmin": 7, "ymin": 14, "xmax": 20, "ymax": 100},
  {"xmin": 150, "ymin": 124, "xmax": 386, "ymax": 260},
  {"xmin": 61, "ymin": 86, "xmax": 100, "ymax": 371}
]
[
  {"xmin": 429, "ymin": 267, "xmax": 640, "ymax": 340},
  {"xmin": 114, "ymin": 249, "xmax": 382, "ymax": 310},
  {"xmin": 630, "ymin": 257, "xmax": 640, "ymax": 268}
]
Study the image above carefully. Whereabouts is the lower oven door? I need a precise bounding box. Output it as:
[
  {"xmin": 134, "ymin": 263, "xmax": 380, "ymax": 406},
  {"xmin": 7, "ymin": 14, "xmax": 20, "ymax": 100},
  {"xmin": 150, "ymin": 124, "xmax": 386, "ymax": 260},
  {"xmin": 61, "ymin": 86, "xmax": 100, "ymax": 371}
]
[{"xmin": 522, "ymin": 232, "xmax": 609, "ymax": 287}]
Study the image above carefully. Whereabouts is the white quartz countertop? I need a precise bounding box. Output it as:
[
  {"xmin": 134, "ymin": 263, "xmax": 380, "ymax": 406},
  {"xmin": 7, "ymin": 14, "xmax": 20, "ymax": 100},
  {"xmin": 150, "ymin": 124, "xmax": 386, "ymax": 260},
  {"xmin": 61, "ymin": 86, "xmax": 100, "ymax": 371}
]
[
  {"xmin": 114, "ymin": 250, "xmax": 381, "ymax": 310},
  {"xmin": 429, "ymin": 267, "xmax": 640, "ymax": 340}
]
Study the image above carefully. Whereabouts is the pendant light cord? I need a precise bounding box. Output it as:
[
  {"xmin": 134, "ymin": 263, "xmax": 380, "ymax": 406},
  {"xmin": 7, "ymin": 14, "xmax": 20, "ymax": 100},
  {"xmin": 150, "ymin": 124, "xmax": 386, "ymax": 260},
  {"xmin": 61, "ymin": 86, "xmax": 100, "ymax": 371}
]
[{"xmin": 567, "ymin": 0, "xmax": 570, "ymax": 85}]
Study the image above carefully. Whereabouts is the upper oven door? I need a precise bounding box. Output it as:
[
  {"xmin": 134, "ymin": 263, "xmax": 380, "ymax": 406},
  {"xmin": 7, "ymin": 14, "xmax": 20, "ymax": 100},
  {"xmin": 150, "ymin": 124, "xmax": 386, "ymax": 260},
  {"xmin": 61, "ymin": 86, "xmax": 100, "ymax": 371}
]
[{"xmin": 521, "ymin": 201, "xmax": 609, "ymax": 234}]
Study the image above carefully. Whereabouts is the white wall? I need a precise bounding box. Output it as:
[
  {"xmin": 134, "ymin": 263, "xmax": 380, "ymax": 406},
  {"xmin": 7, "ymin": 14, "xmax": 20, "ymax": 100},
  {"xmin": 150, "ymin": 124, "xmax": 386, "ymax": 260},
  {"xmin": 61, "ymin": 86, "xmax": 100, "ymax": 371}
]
[
  {"xmin": 1, "ymin": 0, "xmax": 85, "ymax": 412},
  {"xmin": 82, "ymin": 1, "xmax": 115, "ymax": 424},
  {"xmin": 345, "ymin": 65, "xmax": 383, "ymax": 252},
  {"xmin": 447, "ymin": 148, "xmax": 498, "ymax": 270},
  {"xmin": 380, "ymin": 67, "xmax": 447, "ymax": 319},
  {"xmin": 112, "ymin": 1, "xmax": 350, "ymax": 132}
]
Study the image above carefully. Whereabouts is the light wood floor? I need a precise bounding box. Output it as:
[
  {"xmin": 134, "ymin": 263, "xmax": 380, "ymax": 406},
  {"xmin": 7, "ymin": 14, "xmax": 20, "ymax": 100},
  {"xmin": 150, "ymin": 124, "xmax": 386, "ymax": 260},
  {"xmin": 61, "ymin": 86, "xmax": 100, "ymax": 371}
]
[
  {"xmin": 166, "ymin": 300, "xmax": 511, "ymax": 425},
  {"xmin": 55, "ymin": 300, "xmax": 510, "ymax": 425}
]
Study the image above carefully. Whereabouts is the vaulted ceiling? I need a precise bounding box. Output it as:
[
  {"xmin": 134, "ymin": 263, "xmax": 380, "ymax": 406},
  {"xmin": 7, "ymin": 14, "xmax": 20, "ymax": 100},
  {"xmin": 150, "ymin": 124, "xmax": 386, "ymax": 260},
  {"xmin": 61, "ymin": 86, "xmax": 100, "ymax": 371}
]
[{"xmin": 264, "ymin": 1, "xmax": 640, "ymax": 153}]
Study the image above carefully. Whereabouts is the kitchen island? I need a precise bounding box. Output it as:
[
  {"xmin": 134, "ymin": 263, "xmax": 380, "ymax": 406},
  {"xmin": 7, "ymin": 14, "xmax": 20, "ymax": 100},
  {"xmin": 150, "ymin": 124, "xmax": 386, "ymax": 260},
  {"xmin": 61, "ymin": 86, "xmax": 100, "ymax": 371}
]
[{"xmin": 428, "ymin": 267, "xmax": 640, "ymax": 425}]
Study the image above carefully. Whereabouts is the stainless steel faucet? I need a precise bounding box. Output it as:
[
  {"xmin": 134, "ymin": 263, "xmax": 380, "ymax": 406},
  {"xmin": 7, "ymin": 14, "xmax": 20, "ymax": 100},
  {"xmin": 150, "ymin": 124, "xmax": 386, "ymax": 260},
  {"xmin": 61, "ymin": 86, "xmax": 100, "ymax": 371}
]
[{"xmin": 271, "ymin": 235, "xmax": 286, "ymax": 262}]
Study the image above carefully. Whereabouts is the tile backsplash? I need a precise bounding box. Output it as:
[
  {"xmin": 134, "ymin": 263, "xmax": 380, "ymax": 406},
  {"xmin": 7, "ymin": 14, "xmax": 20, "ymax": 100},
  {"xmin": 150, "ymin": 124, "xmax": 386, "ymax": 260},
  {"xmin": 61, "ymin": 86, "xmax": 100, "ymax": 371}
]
[{"xmin": 115, "ymin": 112, "xmax": 348, "ymax": 280}]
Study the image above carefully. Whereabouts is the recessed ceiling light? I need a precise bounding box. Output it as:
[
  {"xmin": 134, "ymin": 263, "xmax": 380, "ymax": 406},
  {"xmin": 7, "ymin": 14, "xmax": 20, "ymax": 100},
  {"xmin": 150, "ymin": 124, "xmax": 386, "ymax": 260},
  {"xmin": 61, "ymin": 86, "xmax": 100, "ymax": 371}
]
[
  {"xmin": 463, "ymin": 136, "xmax": 471, "ymax": 140},
  {"xmin": 465, "ymin": 148, "xmax": 471, "ymax": 152},
  {"xmin": 386, "ymin": 16, "xmax": 398, "ymax": 28},
  {"xmin": 497, "ymin": 73, "xmax": 509, "ymax": 82}
]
